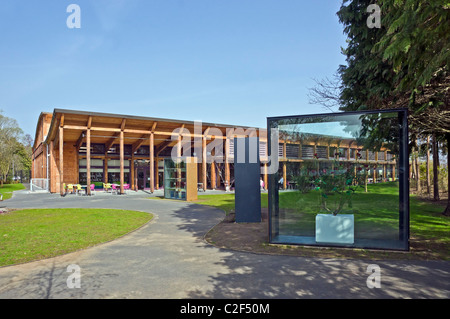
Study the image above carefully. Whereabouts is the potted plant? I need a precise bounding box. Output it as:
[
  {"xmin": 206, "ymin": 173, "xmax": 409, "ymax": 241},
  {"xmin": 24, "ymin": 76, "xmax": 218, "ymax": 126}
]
[{"xmin": 314, "ymin": 151, "xmax": 365, "ymax": 244}]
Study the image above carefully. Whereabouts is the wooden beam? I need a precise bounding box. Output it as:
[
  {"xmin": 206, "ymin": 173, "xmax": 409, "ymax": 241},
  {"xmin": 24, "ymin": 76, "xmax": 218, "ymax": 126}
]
[
  {"xmin": 87, "ymin": 116, "xmax": 92, "ymax": 129},
  {"xmin": 87, "ymin": 129, "xmax": 91, "ymax": 195},
  {"xmin": 59, "ymin": 126, "xmax": 64, "ymax": 196},
  {"xmin": 210, "ymin": 156, "xmax": 216, "ymax": 189},
  {"xmin": 150, "ymin": 132, "xmax": 155, "ymax": 193},
  {"xmin": 132, "ymin": 137, "xmax": 147, "ymax": 154},
  {"xmin": 132, "ymin": 123, "xmax": 158, "ymax": 153},
  {"xmin": 62, "ymin": 124, "xmax": 230, "ymax": 139},
  {"xmin": 120, "ymin": 118, "xmax": 127, "ymax": 131},
  {"xmin": 264, "ymin": 163, "xmax": 268, "ymax": 190},
  {"xmin": 75, "ymin": 131, "xmax": 85, "ymax": 151},
  {"xmin": 131, "ymin": 153, "xmax": 135, "ymax": 191},
  {"xmin": 155, "ymin": 139, "xmax": 173, "ymax": 156},
  {"xmin": 155, "ymin": 157, "xmax": 159, "ymax": 189},
  {"xmin": 104, "ymin": 153, "xmax": 108, "ymax": 184},
  {"xmin": 224, "ymin": 135, "xmax": 230, "ymax": 187},
  {"xmin": 53, "ymin": 126, "xmax": 60, "ymax": 150},
  {"xmin": 105, "ymin": 133, "xmax": 120, "ymax": 151},
  {"xmin": 120, "ymin": 130, "xmax": 124, "ymax": 194},
  {"xmin": 60, "ymin": 115, "xmax": 65, "ymax": 128}
]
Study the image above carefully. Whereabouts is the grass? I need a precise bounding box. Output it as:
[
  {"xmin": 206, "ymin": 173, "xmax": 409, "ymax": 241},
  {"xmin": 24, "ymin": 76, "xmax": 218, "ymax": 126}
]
[
  {"xmin": 0, "ymin": 208, "xmax": 153, "ymax": 267},
  {"xmin": 194, "ymin": 183, "xmax": 450, "ymax": 259},
  {"xmin": 0, "ymin": 183, "xmax": 26, "ymax": 201}
]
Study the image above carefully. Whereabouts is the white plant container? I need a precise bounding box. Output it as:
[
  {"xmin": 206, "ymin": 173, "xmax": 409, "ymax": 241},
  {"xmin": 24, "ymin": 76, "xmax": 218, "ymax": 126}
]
[{"xmin": 315, "ymin": 214, "xmax": 354, "ymax": 244}]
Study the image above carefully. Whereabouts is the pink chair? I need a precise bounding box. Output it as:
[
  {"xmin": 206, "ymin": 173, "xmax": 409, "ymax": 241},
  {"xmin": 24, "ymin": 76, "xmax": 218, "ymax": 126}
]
[
  {"xmin": 90, "ymin": 184, "xmax": 95, "ymax": 195},
  {"xmin": 123, "ymin": 184, "xmax": 129, "ymax": 194},
  {"xmin": 112, "ymin": 184, "xmax": 119, "ymax": 195}
]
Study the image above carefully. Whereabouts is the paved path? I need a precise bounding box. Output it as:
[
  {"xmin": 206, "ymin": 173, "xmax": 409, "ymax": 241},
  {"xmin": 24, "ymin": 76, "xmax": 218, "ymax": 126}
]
[{"xmin": 0, "ymin": 190, "xmax": 449, "ymax": 299}]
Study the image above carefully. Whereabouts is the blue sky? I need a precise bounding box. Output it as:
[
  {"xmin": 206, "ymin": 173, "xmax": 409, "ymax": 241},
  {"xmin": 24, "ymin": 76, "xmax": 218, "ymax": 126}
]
[{"xmin": 0, "ymin": 0, "xmax": 347, "ymax": 137}]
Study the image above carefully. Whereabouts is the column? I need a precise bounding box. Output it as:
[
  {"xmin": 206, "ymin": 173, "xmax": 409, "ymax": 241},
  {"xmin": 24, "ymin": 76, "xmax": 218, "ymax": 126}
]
[
  {"xmin": 59, "ymin": 126, "xmax": 64, "ymax": 196},
  {"xmin": 150, "ymin": 133, "xmax": 155, "ymax": 193},
  {"xmin": 120, "ymin": 130, "xmax": 124, "ymax": 194}
]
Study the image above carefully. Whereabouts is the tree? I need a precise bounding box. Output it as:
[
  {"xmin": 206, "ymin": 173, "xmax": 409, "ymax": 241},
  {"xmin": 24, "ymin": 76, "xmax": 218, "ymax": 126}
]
[
  {"xmin": 0, "ymin": 111, "xmax": 24, "ymax": 185},
  {"xmin": 334, "ymin": 0, "xmax": 450, "ymax": 215},
  {"xmin": 373, "ymin": 0, "xmax": 450, "ymax": 215}
]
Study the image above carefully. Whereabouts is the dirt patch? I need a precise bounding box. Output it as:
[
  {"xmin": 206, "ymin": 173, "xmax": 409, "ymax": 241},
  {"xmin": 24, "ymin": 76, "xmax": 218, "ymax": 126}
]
[{"xmin": 204, "ymin": 209, "xmax": 449, "ymax": 261}]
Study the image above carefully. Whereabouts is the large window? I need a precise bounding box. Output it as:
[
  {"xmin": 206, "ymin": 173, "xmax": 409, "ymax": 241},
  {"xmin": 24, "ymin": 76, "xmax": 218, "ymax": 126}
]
[
  {"xmin": 268, "ymin": 109, "xmax": 409, "ymax": 251},
  {"xmin": 107, "ymin": 159, "xmax": 130, "ymax": 184},
  {"xmin": 79, "ymin": 159, "xmax": 104, "ymax": 185}
]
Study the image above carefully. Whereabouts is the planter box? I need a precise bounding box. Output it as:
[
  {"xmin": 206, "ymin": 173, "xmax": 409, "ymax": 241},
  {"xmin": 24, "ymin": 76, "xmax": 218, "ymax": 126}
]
[{"xmin": 315, "ymin": 214, "xmax": 354, "ymax": 244}]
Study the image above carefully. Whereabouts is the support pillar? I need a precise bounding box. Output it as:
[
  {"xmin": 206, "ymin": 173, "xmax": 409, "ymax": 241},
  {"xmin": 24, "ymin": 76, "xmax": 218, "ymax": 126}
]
[
  {"xmin": 120, "ymin": 130, "xmax": 124, "ymax": 194},
  {"xmin": 59, "ymin": 126, "xmax": 64, "ymax": 196},
  {"xmin": 86, "ymin": 128, "xmax": 91, "ymax": 195},
  {"xmin": 150, "ymin": 133, "xmax": 155, "ymax": 193}
]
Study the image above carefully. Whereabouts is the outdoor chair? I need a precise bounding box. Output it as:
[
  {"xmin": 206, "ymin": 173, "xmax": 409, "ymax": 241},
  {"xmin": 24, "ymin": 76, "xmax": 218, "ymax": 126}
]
[
  {"xmin": 103, "ymin": 183, "xmax": 111, "ymax": 193},
  {"xmin": 67, "ymin": 184, "xmax": 74, "ymax": 194},
  {"xmin": 111, "ymin": 184, "xmax": 119, "ymax": 195},
  {"xmin": 76, "ymin": 184, "xmax": 83, "ymax": 196},
  {"xmin": 123, "ymin": 184, "xmax": 130, "ymax": 194},
  {"xmin": 90, "ymin": 184, "xmax": 95, "ymax": 195}
]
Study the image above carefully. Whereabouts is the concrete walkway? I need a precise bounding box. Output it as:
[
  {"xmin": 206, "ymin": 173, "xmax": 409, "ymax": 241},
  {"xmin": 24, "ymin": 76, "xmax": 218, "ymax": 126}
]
[{"xmin": 0, "ymin": 191, "xmax": 449, "ymax": 299}]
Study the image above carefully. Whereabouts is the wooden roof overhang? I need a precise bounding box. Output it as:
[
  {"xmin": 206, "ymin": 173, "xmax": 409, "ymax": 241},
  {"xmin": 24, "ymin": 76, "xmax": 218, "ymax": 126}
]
[{"xmin": 43, "ymin": 109, "xmax": 265, "ymax": 154}]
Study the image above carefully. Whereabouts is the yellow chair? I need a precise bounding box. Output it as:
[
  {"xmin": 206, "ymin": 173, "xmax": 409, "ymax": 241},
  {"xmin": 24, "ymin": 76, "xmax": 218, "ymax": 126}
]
[
  {"xmin": 63, "ymin": 183, "xmax": 66, "ymax": 194},
  {"xmin": 76, "ymin": 184, "xmax": 83, "ymax": 196},
  {"xmin": 68, "ymin": 184, "xmax": 74, "ymax": 194}
]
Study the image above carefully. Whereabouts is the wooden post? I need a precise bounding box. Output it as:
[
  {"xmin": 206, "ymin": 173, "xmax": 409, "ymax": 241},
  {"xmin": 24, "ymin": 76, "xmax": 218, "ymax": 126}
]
[
  {"xmin": 104, "ymin": 152, "xmax": 108, "ymax": 184},
  {"xmin": 374, "ymin": 151, "xmax": 378, "ymax": 184},
  {"xmin": 155, "ymin": 157, "xmax": 159, "ymax": 189},
  {"xmin": 120, "ymin": 130, "xmax": 124, "ymax": 194},
  {"xmin": 59, "ymin": 126, "xmax": 64, "ymax": 196},
  {"xmin": 283, "ymin": 162, "xmax": 287, "ymax": 190},
  {"xmin": 225, "ymin": 136, "xmax": 230, "ymax": 187},
  {"xmin": 264, "ymin": 163, "xmax": 268, "ymax": 190},
  {"xmin": 150, "ymin": 133, "xmax": 155, "ymax": 193},
  {"xmin": 211, "ymin": 159, "xmax": 216, "ymax": 190},
  {"xmin": 86, "ymin": 128, "xmax": 91, "ymax": 195},
  {"xmin": 131, "ymin": 154, "xmax": 135, "ymax": 191}
]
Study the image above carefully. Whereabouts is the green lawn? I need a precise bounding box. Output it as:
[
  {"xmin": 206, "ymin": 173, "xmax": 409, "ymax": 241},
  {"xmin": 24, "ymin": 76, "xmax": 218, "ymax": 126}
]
[
  {"xmin": 0, "ymin": 208, "xmax": 153, "ymax": 267},
  {"xmin": 195, "ymin": 183, "xmax": 450, "ymax": 246},
  {"xmin": 0, "ymin": 183, "xmax": 26, "ymax": 200}
]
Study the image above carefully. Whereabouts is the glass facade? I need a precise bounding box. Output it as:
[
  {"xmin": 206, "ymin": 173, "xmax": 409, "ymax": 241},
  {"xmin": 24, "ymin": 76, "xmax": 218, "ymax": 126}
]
[{"xmin": 268, "ymin": 109, "xmax": 409, "ymax": 251}]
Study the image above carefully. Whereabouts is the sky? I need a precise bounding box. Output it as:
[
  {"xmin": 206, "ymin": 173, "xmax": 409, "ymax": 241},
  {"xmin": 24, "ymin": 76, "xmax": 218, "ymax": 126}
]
[{"xmin": 0, "ymin": 0, "xmax": 348, "ymax": 137}]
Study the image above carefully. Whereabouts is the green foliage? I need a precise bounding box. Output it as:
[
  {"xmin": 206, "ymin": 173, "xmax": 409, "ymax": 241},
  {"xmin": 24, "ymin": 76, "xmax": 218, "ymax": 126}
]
[
  {"xmin": 0, "ymin": 111, "xmax": 31, "ymax": 181},
  {"xmin": 311, "ymin": 154, "xmax": 366, "ymax": 215},
  {"xmin": 336, "ymin": 0, "xmax": 449, "ymax": 136}
]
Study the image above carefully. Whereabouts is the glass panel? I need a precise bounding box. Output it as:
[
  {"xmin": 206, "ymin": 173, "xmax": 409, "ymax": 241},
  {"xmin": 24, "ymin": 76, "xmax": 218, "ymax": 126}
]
[
  {"xmin": 164, "ymin": 158, "xmax": 187, "ymax": 200},
  {"xmin": 268, "ymin": 110, "xmax": 409, "ymax": 251}
]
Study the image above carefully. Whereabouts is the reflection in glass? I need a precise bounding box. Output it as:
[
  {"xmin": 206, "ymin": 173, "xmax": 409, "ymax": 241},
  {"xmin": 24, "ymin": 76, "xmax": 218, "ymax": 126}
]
[{"xmin": 268, "ymin": 110, "xmax": 409, "ymax": 250}]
